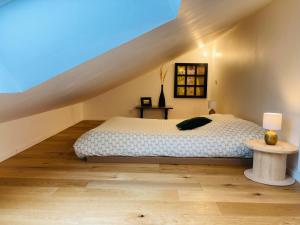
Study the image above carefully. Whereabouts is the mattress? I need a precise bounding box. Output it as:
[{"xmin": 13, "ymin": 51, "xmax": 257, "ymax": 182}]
[{"xmin": 74, "ymin": 114, "xmax": 264, "ymax": 159}]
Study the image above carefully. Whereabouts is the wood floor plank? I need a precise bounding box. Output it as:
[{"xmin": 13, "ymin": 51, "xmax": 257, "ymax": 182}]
[
  {"xmin": 178, "ymin": 188, "xmax": 300, "ymax": 203},
  {"xmin": 218, "ymin": 202, "xmax": 300, "ymax": 216},
  {"xmin": 0, "ymin": 177, "xmax": 88, "ymax": 187},
  {"xmin": 0, "ymin": 120, "xmax": 299, "ymax": 225}
]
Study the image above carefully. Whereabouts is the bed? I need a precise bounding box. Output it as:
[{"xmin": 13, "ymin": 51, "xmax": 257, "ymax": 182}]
[{"xmin": 74, "ymin": 114, "xmax": 264, "ymax": 164}]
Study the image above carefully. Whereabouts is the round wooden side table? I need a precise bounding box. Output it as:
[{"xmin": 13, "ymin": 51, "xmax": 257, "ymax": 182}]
[{"xmin": 244, "ymin": 139, "xmax": 298, "ymax": 186}]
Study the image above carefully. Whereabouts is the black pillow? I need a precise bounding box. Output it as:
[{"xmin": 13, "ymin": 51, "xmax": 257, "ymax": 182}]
[{"xmin": 176, "ymin": 117, "xmax": 212, "ymax": 130}]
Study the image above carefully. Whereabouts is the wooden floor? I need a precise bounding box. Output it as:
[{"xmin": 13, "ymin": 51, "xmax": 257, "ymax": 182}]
[{"xmin": 0, "ymin": 121, "xmax": 300, "ymax": 225}]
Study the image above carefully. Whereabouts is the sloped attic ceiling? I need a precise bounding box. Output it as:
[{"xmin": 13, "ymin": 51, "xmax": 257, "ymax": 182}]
[{"xmin": 0, "ymin": 0, "xmax": 271, "ymax": 122}]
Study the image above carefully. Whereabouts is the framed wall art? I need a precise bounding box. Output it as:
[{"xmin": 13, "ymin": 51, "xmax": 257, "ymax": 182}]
[{"xmin": 174, "ymin": 63, "xmax": 208, "ymax": 98}]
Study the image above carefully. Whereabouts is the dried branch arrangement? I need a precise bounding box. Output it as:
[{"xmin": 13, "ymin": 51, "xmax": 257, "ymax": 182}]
[{"xmin": 160, "ymin": 64, "xmax": 169, "ymax": 85}]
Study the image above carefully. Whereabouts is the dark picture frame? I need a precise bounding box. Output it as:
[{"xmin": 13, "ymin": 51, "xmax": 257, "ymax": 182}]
[
  {"xmin": 174, "ymin": 63, "xmax": 208, "ymax": 98},
  {"xmin": 140, "ymin": 97, "xmax": 152, "ymax": 107}
]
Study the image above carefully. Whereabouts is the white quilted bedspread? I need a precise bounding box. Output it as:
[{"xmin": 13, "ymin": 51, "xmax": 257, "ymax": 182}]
[{"xmin": 74, "ymin": 114, "xmax": 264, "ymax": 159}]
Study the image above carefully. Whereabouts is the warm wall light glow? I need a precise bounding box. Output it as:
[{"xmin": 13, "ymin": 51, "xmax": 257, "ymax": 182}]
[
  {"xmin": 197, "ymin": 41, "xmax": 205, "ymax": 49},
  {"xmin": 202, "ymin": 51, "xmax": 209, "ymax": 57},
  {"xmin": 213, "ymin": 51, "xmax": 223, "ymax": 58}
]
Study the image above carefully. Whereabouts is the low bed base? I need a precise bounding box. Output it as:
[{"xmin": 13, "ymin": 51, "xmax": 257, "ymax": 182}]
[{"xmin": 86, "ymin": 156, "xmax": 252, "ymax": 166}]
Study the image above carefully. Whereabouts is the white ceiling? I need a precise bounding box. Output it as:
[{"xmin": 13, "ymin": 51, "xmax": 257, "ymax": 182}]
[{"xmin": 0, "ymin": 0, "xmax": 271, "ymax": 122}]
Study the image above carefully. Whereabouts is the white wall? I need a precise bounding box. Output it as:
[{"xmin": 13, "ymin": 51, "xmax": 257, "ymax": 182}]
[
  {"xmin": 84, "ymin": 48, "xmax": 214, "ymax": 120},
  {"xmin": 0, "ymin": 103, "xmax": 83, "ymax": 162},
  {"xmin": 211, "ymin": 0, "xmax": 300, "ymax": 180}
]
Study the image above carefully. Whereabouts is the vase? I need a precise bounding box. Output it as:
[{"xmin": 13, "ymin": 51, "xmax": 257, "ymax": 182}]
[{"xmin": 158, "ymin": 85, "xmax": 166, "ymax": 107}]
